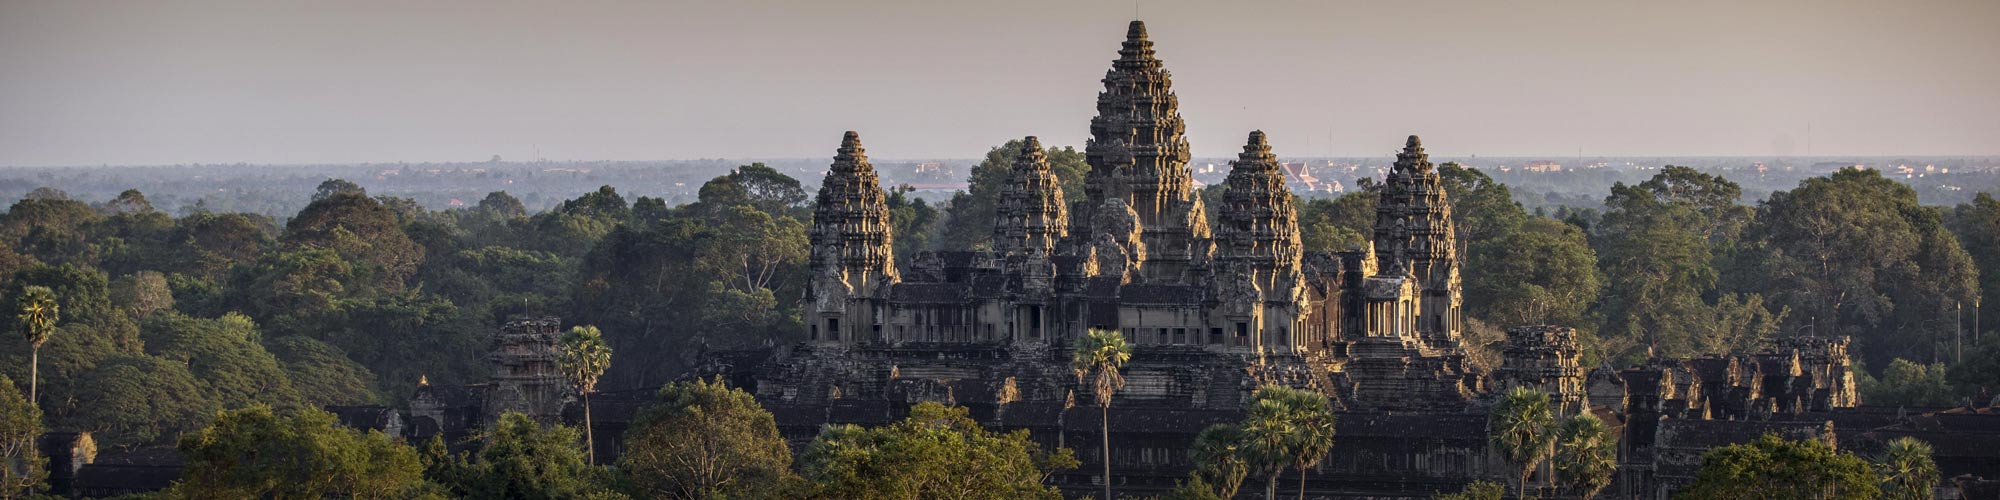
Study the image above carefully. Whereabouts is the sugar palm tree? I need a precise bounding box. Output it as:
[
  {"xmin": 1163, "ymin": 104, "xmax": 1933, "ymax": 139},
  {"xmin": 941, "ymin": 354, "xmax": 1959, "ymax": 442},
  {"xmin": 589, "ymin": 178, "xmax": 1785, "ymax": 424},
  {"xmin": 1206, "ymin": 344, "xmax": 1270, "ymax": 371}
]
[
  {"xmin": 1553, "ymin": 413, "xmax": 1618, "ymax": 499},
  {"xmin": 1240, "ymin": 394, "xmax": 1295, "ymax": 500},
  {"xmin": 14, "ymin": 287, "xmax": 58, "ymax": 405},
  {"xmin": 1190, "ymin": 423, "xmax": 1249, "ymax": 498},
  {"xmin": 1873, "ymin": 437, "xmax": 1937, "ymax": 500},
  {"xmin": 1490, "ymin": 387, "xmax": 1556, "ymax": 499},
  {"xmin": 1071, "ymin": 328, "xmax": 1130, "ymax": 500},
  {"xmin": 557, "ymin": 325, "xmax": 613, "ymax": 464},
  {"xmin": 1280, "ymin": 389, "xmax": 1336, "ymax": 500}
]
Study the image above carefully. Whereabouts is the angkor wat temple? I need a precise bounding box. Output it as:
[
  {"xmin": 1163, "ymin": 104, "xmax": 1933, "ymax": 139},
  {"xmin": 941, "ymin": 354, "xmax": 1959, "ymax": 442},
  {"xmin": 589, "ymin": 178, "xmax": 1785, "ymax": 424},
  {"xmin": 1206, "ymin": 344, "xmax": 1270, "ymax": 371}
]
[{"xmin": 46, "ymin": 19, "xmax": 1997, "ymax": 500}]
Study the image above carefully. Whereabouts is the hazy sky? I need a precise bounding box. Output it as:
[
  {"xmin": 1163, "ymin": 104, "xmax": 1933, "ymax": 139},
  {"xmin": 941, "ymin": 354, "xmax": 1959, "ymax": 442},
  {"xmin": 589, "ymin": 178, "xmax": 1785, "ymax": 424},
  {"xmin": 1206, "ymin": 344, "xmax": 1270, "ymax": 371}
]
[{"xmin": 2, "ymin": 0, "xmax": 1996, "ymax": 166}]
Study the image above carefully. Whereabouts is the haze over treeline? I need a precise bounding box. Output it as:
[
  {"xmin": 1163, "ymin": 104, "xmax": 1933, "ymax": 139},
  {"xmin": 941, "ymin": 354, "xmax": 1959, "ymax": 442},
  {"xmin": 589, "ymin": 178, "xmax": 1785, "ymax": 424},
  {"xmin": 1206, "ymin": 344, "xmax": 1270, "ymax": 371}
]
[{"xmin": 4, "ymin": 0, "xmax": 1998, "ymax": 167}]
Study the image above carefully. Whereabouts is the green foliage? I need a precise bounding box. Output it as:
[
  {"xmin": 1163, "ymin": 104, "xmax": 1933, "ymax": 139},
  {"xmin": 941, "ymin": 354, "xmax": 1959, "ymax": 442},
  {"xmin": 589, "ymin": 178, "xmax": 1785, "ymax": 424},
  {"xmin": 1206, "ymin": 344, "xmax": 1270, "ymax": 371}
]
[
  {"xmin": 177, "ymin": 406, "xmax": 427, "ymax": 499},
  {"xmin": 263, "ymin": 335, "xmax": 379, "ymax": 405},
  {"xmin": 620, "ymin": 377, "xmax": 793, "ymax": 499},
  {"xmin": 284, "ymin": 189, "xmax": 425, "ymax": 292},
  {"xmin": 1234, "ymin": 385, "xmax": 1337, "ymax": 500},
  {"xmin": 1595, "ymin": 167, "xmax": 1777, "ymax": 362},
  {"xmin": 1188, "ymin": 424, "xmax": 1249, "ymax": 499},
  {"xmin": 1948, "ymin": 192, "xmax": 2000, "ymax": 340},
  {"xmin": 0, "ymin": 375, "xmax": 46, "ymax": 500},
  {"xmin": 1553, "ymin": 413, "xmax": 1618, "ymax": 499},
  {"xmin": 1737, "ymin": 168, "xmax": 1979, "ymax": 369},
  {"xmin": 13, "ymin": 286, "xmax": 57, "ymax": 351},
  {"xmin": 1071, "ymin": 328, "xmax": 1131, "ymax": 500},
  {"xmin": 1489, "ymin": 387, "xmax": 1556, "ymax": 499},
  {"xmin": 1857, "ymin": 358, "xmax": 1956, "ymax": 407},
  {"xmin": 1873, "ymin": 437, "xmax": 1937, "ymax": 500},
  {"xmin": 66, "ymin": 356, "xmax": 219, "ymax": 450},
  {"xmin": 1435, "ymin": 164, "xmax": 1603, "ymax": 331},
  {"xmin": 140, "ymin": 312, "xmax": 305, "ymax": 409},
  {"xmin": 1675, "ymin": 434, "xmax": 1879, "ymax": 500},
  {"xmin": 431, "ymin": 412, "xmax": 622, "ymax": 499},
  {"xmin": 799, "ymin": 402, "xmax": 1077, "ymax": 500},
  {"xmin": 1434, "ymin": 481, "xmax": 1504, "ymax": 500},
  {"xmin": 1296, "ymin": 191, "xmax": 1373, "ymax": 251}
]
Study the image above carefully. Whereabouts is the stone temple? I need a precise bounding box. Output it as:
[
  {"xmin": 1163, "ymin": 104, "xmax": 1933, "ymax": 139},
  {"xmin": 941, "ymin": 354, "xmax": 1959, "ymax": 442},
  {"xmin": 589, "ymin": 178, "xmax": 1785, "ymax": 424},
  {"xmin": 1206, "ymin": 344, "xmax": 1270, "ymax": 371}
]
[{"xmin": 44, "ymin": 19, "xmax": 1998, "ymax": 500}]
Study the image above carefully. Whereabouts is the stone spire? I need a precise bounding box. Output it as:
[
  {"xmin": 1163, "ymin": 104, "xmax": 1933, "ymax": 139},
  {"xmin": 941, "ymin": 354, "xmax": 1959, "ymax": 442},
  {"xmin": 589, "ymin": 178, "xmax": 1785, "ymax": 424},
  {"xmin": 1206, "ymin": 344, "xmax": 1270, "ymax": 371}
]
[
  {"xmin": 1216, "ymin": 131, "xmax": 1304, "ymax": 302},
  {"xmin": 1372, "ymin": 135, "xmax": 1461, "ymax": 348},
  {"xmin": 1074, "ymin": 20, "xmax": 1208, "ymax": 284},
  {"xmin": 808, "ymin": 131, "xmax": 898, "ymax": 304},
  {"xmin": 993, "ymin": 136, "xmax": 1069, "ymax": 255}
]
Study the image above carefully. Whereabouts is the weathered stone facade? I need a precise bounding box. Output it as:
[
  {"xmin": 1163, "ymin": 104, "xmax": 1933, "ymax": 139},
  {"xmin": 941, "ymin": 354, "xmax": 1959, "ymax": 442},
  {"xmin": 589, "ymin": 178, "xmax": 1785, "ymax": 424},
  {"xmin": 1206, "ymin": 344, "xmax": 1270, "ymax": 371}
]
[{"xmin": 342, "ymin": 19, "xmax": 1991, "ymax": 500}]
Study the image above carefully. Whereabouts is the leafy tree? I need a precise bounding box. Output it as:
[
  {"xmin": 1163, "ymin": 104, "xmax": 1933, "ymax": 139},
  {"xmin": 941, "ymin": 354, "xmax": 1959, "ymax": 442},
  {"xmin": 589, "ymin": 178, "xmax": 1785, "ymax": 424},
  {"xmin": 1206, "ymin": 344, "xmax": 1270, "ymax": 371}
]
[
  {"xmin": 263, "ymin": 335, "xmax": 379, "ymax": 405},
  {"xmin": 1489, "ymin": 387, "xmax": 1555, "ymax": 499},
  {"xmin": 139, "ymin": 312, "xmax": 305, "ymax": 409},
  {"xmin": 1737, "ymin": 168, "xmax": 1979, "ymax": 369},
  {"xmin": 177, "ymin": 406, "xmax": 428, "ymax": 499},
  {"xmin": 109, "ymin": 271, "xmax": 174, "ymax": 319},
  {"xmin": 435, "ymin": 412, "xmax": 622, "ymax": 499},
  {"xmin": 799, "ymin": 402, "xmax": 1076, "ymax": 500},
  {"xmin": 1675, "ymin": 433, "xmax": 1879, "ymax": 500},
  {"xmin": 1279, "ymin": 388, "xmax": 1336, "ymax": 500},
  {"xmin": 1858, "ymin": 359, "xmax": 1956, "ymax": 407},
  {"xmin": 1189, "ymin": 424, "xmax": 1249, "ymax": 499},
  {"xmin": 1552, "ymin": 413, "xmax": 1617, "ymax": 499},
  {"xmin": 1434, "ymin": 481, "xmax": 1503, "ymax": 500},
  {"xmin": 1948, "ymin": 192, "xmax": 1999, "ymax": 341},
  {"xmin": 1071, "ymin": 328, "xmax": 1131, "ymax": 500},
  {"xmin": 1595, "ymin": 167, "xmax": 1777, "ymax": 362},
  {"xmin": 311, "ymin": 179, "xmax": 366, "ymax": 202},
  {"xmin": 67, "ymin": 356, "xmax": 220, "ymax": 450},
  {"xmin": 476, "ymin": 191, "xmax": 528, "ymax": 220},
  {"xmin": 0, "ymin": 375, "xmax": 44, "ymax": 500},
  {"xmin": 1872, "ymin": 437, "xmax": 1937, "ymax": 500},
  {"xmin": 1160, "ymin": 475, "xmax": 1230, "ymax": 500},
  {"xmin": 1465, "ymin": 216, "xmax": 1602, "ymax": 328},
  {"xmin": 104, "ymin": 189, "xmax": 155, "ymax": 215},
  {"xmin": 1429, "ymin": 164, "xmax": 1603, "ymax": 331},
  {"xmin": 620, "ymin": 377, "xmax": 793, "ymax": 499},
  {"xmin": 284, "ymin": 190, "xmax": 425, "ymax": 292},
  {"xmin": 1948, "ymin": 336, "xmax": 2000, "ymax": 403},
  {"xmin": 12, "ymin": 286, "xmax": 56, "ymax": 403},
  {"xmin": 886, "ymin": 187, "xmax": 943, "ymax": 261},
  {"xmin": 558, "ymin": 325, "xmax": 612, "ymax": 464},
  {"xmin": 1296, "ymin": 191, "xmax": 1374, "ymax": 251},
  {"xmin": 1235, "ymin": 385, "xmax": 1335, "ymax": 500}
]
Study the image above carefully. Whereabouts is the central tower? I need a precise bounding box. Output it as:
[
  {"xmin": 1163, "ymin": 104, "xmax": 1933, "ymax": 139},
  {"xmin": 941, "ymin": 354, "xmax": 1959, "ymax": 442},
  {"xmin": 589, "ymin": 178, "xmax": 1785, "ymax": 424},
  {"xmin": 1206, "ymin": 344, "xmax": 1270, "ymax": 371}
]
[{"xmin": 1074, "ymin": 20, "xmax": 1209, "ymax": 284}]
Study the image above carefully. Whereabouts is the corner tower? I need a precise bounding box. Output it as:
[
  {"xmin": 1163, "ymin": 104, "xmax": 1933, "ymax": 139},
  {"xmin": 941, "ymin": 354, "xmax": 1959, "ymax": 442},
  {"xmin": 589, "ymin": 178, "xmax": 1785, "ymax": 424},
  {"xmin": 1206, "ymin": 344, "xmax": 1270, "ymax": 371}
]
[
  {"xmin": 993, "ymin": 136, "xmax": 1070, "ymax": 256},
  {"xmin": 1074, "ymin": 20, "xmax": 1209, "ymax": 284},
  {"xmin": 1372, "ymin": 135, "xmax": 1462, "ymax": 349},
  {"xmin": 1216, "ymin": 131, "xmax": 1305, "ymax": 305},
  {"xmin": 806, "ymin": 131, "xmax": 898, "ymax": 344}
]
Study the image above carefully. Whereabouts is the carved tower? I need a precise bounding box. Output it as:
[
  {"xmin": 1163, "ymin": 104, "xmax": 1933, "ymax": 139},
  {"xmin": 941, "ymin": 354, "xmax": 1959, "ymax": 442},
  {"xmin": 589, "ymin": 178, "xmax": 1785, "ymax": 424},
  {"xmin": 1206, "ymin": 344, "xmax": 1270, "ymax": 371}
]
[
  {"xmin": 993, "ymin": 136, "xmax": 1070, "ymax": 256},
  {"xmin": 1073, "ymin": 20, "xmax": 1210, "ymax": 285},
  {"xmin": 1373, "ymin": 135, "xmax": 1462, "ymax": 349},
  {"xmin": 483, "ymin": 316, "xmax": 567, "ymax": 426},
  {"xmin": 1215, "ymin": 131, "xmax": 1308, "ymax": 352},
  {"xmin": 806, "ymin": 131, "xmax": 898, "ymax": 345}
]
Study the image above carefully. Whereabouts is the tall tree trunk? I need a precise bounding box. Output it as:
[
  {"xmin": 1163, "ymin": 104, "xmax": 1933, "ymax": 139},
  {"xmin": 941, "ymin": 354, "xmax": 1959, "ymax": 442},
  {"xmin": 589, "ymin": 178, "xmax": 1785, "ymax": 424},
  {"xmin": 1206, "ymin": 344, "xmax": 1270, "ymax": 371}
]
[
  {"xmin": 583, "ymin": 392, "xmax": 595, "ymax": 465},
  {"xmin": 1267, "ymin": 472, "xmax": 1280, "ymax": 500},
  {"xmin": 1101, "ymin": 405, "xmax": 1111, "ymax": 500},
  {"xmin": 30, "ymin": 349, "xmax": 38, "ymax": 405},
  {"xmin": 1298, "ymin": 465, "xmax": 1307, "ymax": 500}
]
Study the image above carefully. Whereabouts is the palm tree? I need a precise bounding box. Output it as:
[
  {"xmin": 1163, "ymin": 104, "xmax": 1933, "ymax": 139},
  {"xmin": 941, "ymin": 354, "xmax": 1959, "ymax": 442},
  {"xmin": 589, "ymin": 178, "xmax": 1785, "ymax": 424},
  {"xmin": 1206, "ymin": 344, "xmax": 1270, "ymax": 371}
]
[
  {"xmin": 557, "ymin": 325, "xmax": 613, "ymax": 465},
  {"xmin": 1280, "ymin": 390, "xmax": 1336, "ymax": 500},
  {"xmin": 1553, "ymin": 413, "xmax": 1618, "ymax": 499},
  {"xmin": 1873, "ymin": 437, "xmax": 1937, "ymax": 500},
  {"xmin": 1240, "ymin": 393, "xmax": 1295, "ymax": 500},
  {"xmin": 14, "ymin": 287, "xmax": 58, "ymax": 405},
  {"xmin": 1490, "ymin": 387, "xmax": 1556, "ymax": 499},
  {"xmin": 1190, "ymin": 423, "xmax": 1249, "ymax": 498},
  {"xmin": 1071, "ymin": 328, "xmax": 1130, "ymax": 500}
]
